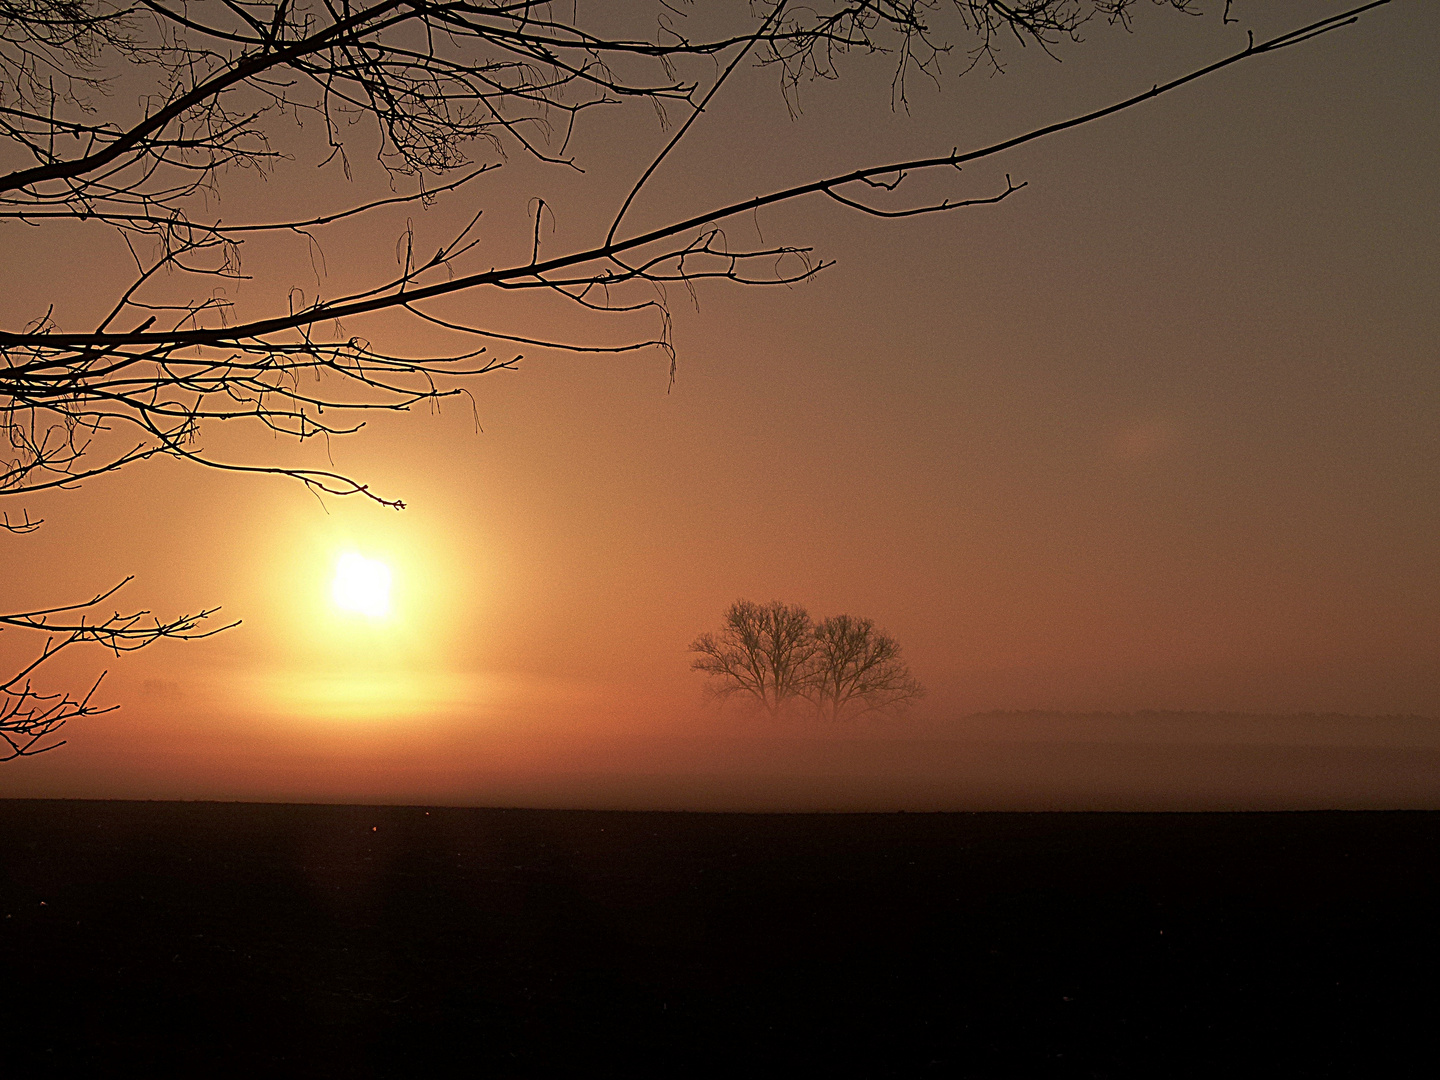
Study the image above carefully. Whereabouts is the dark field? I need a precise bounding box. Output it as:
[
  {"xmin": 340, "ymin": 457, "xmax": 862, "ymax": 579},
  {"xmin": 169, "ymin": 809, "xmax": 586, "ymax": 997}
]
[{"xmin": 1, "ymin": 801, "xmax": 1436, "ymax": 1076}]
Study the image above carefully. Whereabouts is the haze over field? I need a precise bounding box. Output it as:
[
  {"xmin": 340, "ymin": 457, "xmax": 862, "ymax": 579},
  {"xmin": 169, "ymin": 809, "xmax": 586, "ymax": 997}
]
[
  {"xmin": 4, "ymin": 704, "xmax": 1438, "ymax": 809},
  {"xmin": 3, "ymin": 2, "xmax": 1436, "ymax": 807}
]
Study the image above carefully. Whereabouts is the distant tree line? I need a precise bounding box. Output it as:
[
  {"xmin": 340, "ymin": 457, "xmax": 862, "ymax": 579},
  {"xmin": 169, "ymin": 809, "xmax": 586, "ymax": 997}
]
[{"xmin": 691, "ymin": 601, "xmax": 924, "ymax": 720}]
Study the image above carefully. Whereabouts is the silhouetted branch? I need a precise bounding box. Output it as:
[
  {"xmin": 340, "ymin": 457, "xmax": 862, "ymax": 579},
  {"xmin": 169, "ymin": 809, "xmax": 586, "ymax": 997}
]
[
  {"xmin": 0, "ymin": 577, "xmax": 233, "ymax": 758},
  {"xmin": 4, "ymin": 3, "xmax": 1387, "ymax": 356}
]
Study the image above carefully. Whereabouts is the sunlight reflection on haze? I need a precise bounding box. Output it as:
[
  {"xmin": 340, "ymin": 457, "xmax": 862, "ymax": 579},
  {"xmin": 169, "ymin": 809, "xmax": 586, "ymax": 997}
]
[{"xmin": 266, "ymin": 668, "xmax": 476, "ymax": 721}]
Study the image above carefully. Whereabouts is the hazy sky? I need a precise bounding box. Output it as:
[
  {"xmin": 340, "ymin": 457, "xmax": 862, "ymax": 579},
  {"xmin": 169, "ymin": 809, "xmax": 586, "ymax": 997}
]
[{"xmin": 3, "ymin": 1, "xmax": 1436, "ymax": 806}]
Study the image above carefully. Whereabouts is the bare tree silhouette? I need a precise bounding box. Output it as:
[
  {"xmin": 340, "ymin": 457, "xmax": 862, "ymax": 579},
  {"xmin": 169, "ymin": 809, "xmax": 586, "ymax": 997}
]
[
  {"xmin": 807, "ymin": 615, "xmax": 924, "ymax": 720},
  {"xmin": 691, "ymin": 600, "xmax": 817, "ymax": 717},
  {"xmin": 691, "ymin": 603, "xmax": 922, "ymax": 719},
  {"xmin": 1, "ymin": 1, "xmax": 1394, "ymax": 753}
]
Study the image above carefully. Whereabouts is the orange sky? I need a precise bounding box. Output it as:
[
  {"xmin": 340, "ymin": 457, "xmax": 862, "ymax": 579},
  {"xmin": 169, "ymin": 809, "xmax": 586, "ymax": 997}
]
[{"xmin": 3, "ymin": 2, "xmax": 1437, "ymax": 806}]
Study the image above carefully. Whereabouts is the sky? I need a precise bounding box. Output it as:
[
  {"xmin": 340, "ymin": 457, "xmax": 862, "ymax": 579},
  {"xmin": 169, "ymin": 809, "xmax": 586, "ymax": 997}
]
[{"xmin": 3, "ymin": 1, "xmax": 1437, "ymax": 808}]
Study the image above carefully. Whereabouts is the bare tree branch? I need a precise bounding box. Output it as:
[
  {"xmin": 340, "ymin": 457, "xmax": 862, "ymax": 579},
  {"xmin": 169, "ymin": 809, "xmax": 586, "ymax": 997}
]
[{"xmin": 0, "ymin": 577, "xmax": 232, "ymax": 758}]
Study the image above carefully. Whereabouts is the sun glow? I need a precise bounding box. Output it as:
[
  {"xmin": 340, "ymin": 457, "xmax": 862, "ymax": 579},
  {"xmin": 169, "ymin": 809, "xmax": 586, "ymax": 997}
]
[
  {"xmin": 249, "ymin": 518, "xmax": 476, "ymax": 722},
  {"xmin": 331, "ymin": 552, "xmax": 392, "ymax": 618}
]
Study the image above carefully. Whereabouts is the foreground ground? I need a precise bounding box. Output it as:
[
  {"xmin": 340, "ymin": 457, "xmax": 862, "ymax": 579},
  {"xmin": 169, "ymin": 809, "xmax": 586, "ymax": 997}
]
[{"xmin": 0, "ymin": 802, "xmax": 1435, "ymax": 1076}]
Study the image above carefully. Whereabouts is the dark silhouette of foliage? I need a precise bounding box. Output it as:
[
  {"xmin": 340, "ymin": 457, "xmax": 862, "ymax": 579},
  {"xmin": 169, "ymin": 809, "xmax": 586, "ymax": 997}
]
[
  {"xmin": 0, "ymin": 1, "xmax": 1391, "ymax": 753},
  {"xmin": 692, "ymin": 601, "xmax": 923, "ymax": 719}
]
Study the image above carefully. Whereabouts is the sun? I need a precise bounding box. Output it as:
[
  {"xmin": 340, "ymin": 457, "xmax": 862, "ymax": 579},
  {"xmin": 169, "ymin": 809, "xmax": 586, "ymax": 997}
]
[{"xmin": 331, "ymin": 552, "xmax": 392, "ymax": 618}]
